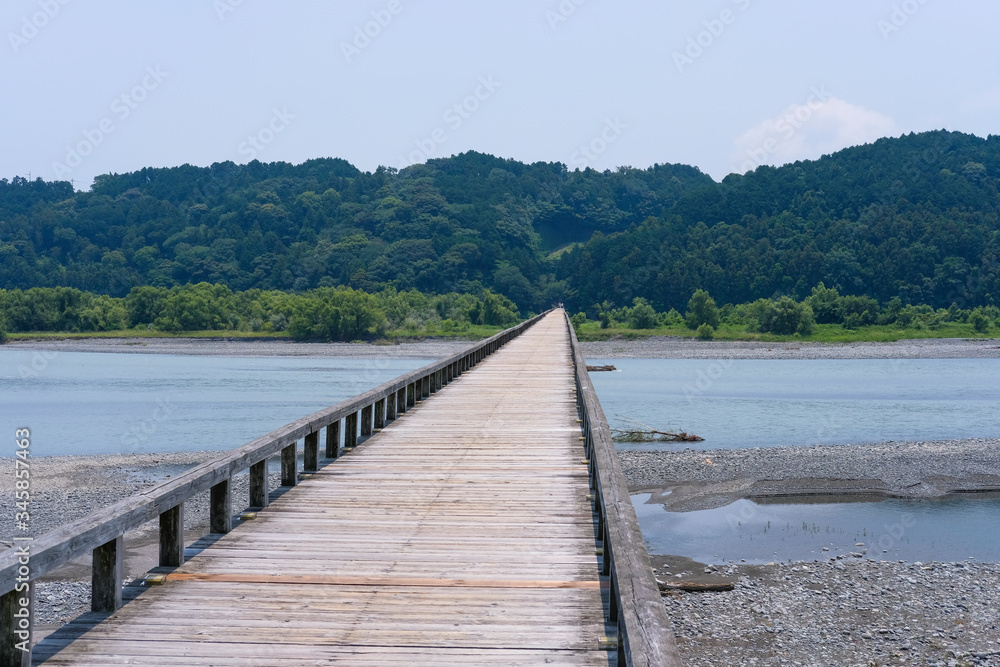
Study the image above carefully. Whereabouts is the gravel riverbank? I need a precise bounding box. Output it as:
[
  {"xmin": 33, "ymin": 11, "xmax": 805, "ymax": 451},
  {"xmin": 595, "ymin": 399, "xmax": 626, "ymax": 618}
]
[
  {"xmin": 5, "ymin": 336, "xmax": 471, "ymax": 358},
  {"xmin": 582, "ymin": 336, "xmax": 1000, "ymax": 359},
  {"xmin": 620, "ymin": 438, "xmax": 1000, "ymax": 512},
  {"xmin": 622, "ymin": 439, "xmax": 1000, "ymax": 666},
  {"xmin": 8, "ymin": 334, "xmax": 1000, "ymax": 360}
]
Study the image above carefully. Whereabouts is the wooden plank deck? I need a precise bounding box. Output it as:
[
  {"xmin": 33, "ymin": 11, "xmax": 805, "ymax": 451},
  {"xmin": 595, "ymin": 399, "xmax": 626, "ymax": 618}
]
[{"xmin": 34, "ymin": 312, "xmax": 614, "ymax": 666}]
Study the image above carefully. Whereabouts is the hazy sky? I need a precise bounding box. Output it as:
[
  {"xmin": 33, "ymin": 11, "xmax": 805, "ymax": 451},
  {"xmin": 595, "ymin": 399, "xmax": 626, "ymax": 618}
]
[{"xmin": 3, "ymin": 0, "xmax": 998, "ymax": 190}]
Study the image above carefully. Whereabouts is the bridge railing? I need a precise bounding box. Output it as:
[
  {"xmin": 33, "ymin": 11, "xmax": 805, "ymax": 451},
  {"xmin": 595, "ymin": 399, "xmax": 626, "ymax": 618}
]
[
  {"xmin": 0, "ymin": 312, "xmax": 546, "ymax": 664},
  {"xmin": 564, "ymin": 312, "xmax": 683, "ymax": 667}
]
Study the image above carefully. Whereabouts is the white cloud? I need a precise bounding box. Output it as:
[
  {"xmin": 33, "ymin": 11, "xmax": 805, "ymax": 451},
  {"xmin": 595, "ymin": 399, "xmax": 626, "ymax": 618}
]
[{"xmin": 730, "ymin": 96, "xmax": 897, "ymax": 174}]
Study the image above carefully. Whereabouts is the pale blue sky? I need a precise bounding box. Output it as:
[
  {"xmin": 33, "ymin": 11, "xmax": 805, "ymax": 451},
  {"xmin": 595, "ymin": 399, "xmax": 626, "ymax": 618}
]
[{"xmin": 3, "ymin": 0, "xmax": 998, "ymax": 189}]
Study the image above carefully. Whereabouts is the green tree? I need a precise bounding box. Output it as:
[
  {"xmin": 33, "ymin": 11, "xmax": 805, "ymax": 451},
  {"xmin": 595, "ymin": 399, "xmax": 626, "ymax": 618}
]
[
  {"xmin": 754, "ymin": 297, "xmax": 815, "ymax": 335},
  {"xmin": 685, "ymin": 290, "xmax": 719, "ymax": 329},
  {"xmin": 696, "ymin": 323, "xmax": 714, "ymax": 340},
  {"xmin": 969, "ymin": 308, "xmax": 991, "ymax": 333},
  {"xmin": 627, "ymin": 298, "xmax": 658, "ymax": 329}
]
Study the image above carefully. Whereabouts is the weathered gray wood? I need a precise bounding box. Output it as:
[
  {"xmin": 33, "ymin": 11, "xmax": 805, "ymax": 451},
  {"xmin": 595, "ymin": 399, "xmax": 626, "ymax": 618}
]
[
  {"xmin": 0, "ymin": 314, "xmax": 547, "ymax": 599},
  {"xmin": 361, "ymin": 404, "xmax": 373, "ymax": 437},
  {"xmin": 1, "ymin": 583, "xmax": 31, "ymax": 666},
  {"xmin": 304, "ymin": 431, "xmax": 319, "ymax": 471},
  {"xmin": 326, "ymin": 420, "xmax": 340, "ymax": 459},
  {"xmin": 210, "ymin": 479, "xmax": 232, "ymax": 534},
  {"xmin": 281, "ymin": 443, "xmax": 297, "ymax": 487},
  {"xmin": 159, "ymin": 504, "xmax": 184, "ymax": 568},
  {"xmin": 385, "ymin": 393, "xmax": 396, "ymax": 421},
  {"xmin": 345, "ymin": 412, "xmax": 358, "ymax": 448},
  {"xmin": 249, "ymin": 460, "xmax": 268, "ymax": 508},
  {"xmin": 31, "ymin": 311, "xmax": 616, "ymax": 666},
  {"xmin": 407, "ymin": 382, "xmax": 415, "ymax": 407},
  {"xmin": 565, "ymin": 312, "xmax": 683, "ymax": 667},
  {"xmin": 91, "ymin": 536, "xmax": 123, "ymax": 612}
]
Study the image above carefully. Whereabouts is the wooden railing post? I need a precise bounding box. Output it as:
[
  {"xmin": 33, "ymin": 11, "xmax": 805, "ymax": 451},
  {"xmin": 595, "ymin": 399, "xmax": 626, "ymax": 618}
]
[
  {"xmin": 1, "ymin": 584, "xmax": 32, "ymax": 666},
  {"xmin": 385, "ymin": 392, "xmax": 396, "ymax": 421},
  {"xmin": 345, "ymin": 411, "xmax": 358, "ymax": 448},
  {"xmin": 91, "ymin": 536, "xmax": 123, "ymax": 612},
  {"xmin": 375, "ymin": 398, "xmax": 386, "ymax": 429},
  {"xmin": 159, "ymin": 504, "xmax": 184, "ymax": 567},
  {"xmin": 304, "ymin": 431, "xmax": 319, "ymax": 471},
  {"xmin": 210, "ymin": 479, "xmax": 232, "ymax": 533},
  {"xmin": 326, "ymin": 420, "xmax": 340, "ymax": 459},
  {"xmin": 397, "ymin": 388, "xmax": 407, "ymax": 414},
  {"xmin": 361, "ymin": 404, "xmax": 373, "ymax": 437},
  {"xmin": 250, "ymin": 460, "xmax": 269, "ymax": 508},
  {"xmin": 281, "ymin": 443, "xmax": 297, "ymax": 486}
]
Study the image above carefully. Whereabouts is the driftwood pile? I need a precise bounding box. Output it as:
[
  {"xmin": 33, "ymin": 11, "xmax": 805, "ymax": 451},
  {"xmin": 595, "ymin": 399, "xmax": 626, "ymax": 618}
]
[
  {"xmin": 611, "ymin": 418, "xmax": 703, "ymax": 443},
  {"xmin": 586, "ymin": 364, "xmax": 617, "ymax": 372}
]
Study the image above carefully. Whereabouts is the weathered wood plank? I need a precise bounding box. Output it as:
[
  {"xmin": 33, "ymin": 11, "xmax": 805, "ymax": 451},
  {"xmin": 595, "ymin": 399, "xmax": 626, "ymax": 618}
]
[{"xmin": 27, "ymin": 312, "xmax": 625, "ymax": 666}]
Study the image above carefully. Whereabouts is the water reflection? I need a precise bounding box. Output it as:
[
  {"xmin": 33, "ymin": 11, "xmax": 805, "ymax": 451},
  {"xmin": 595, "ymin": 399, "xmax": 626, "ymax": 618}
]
[{"xmin": 633, "ymin": 492, "xmax": 1000, "ymax": 564}]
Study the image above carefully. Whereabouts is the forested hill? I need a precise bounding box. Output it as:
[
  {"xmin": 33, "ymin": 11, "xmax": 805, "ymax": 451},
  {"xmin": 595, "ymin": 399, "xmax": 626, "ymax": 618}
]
[{"xmin": 2, "ymin": 130, "xmax": 999, "ymax": 313}]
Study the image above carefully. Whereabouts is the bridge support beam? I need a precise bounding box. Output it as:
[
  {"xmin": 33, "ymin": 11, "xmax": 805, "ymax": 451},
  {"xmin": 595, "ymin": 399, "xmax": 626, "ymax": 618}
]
[
  {"xmin": 304, "ymin": 431, "xmax": 319, "ymax": 471},
  {"xmin": 361, "ymin": 405, "xmax": 373, "ymax": 438},
  {"xmin": 250, "ymin": 460, "xmax": 268, "ymax": 508},
  {"xmin": 374, "ymin": 399, "xmax": 385, "ymax": 430},
  {"xmin": 210, "ymin": 479, "xmax": 232, "ymax": 534},
  {"xmin": 345, "ymin": 412, "xmax": 358, "ymax": 448},
  {"xmin": 159, "ymin": 504, "xmax": 184, "ymax": 567},
  {"xmin": 1, "ymin": 584, "xmax": 32, "ymax": 666},
  {"xmin": 386, "ymin": 392, "xmax": 396, "ymax": 421},
  {"xmin": 326, "ymin": 420, "xmax": 340, "ymax": 459},
  {"xmin": 281, "ymin": 443, "xmax": 297, "ymax": 487},
  {"xmin": 92, "ymin": 536, "xmax": 123, "ymax": 612}
]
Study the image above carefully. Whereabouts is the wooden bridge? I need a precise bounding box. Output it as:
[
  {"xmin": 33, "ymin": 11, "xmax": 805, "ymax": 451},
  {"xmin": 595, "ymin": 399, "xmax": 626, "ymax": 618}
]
[{"xmin": 2, "ymin": 310, "xmax": 681, "ymax": 666}]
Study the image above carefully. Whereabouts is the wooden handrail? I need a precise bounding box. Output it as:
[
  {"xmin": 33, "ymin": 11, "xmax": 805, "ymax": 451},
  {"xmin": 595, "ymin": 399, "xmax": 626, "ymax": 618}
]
[
  {"xmin": 0, "ymin": 312, "xmax": 547, "ymax": 664},
  {"xmin": 563, "ymin": 312, "xmax": 684, "ymax": 667}
]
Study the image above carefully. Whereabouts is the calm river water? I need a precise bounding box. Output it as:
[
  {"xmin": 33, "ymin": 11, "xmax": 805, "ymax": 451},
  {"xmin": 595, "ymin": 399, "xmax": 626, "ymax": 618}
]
[
  {"xmin": 588, "ymin": 358, "xmax": 1000, "ymax": 450},
  {"xmin": 4, "ymin": 349, "xmax": 997, "ymax": 562},
  {"xmin": 1, "ymin": 349, "xmax": 425, "ymax": 457}
]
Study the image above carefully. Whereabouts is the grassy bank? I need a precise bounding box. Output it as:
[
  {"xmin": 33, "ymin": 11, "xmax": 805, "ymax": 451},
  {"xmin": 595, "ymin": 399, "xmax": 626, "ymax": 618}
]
[
  {"xmin": 574, "ymin": 320, "xmax": 1000, "ymax": 343},
  {"xmin": 6, "ymin": 323, "xmax": 507, "ymax": 343}
]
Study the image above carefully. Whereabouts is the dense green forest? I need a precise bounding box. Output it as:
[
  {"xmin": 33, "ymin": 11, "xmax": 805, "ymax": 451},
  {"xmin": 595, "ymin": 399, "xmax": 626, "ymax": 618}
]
[{"xmin": 1, "ymin": 130, "xmax": 998, "ymax": 319}]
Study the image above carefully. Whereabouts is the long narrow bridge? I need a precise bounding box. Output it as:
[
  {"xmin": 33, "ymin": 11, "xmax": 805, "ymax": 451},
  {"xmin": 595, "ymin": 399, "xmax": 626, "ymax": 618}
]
[{"xmin": 2, "ymin": 311, "xmax": 681, "ymax": 666}]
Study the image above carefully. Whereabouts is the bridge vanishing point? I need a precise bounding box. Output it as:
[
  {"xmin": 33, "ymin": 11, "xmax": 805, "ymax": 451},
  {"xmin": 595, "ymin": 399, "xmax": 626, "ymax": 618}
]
[{"xmin": 1, "ymin": 310, "xmax": 682, "ymax": 666}]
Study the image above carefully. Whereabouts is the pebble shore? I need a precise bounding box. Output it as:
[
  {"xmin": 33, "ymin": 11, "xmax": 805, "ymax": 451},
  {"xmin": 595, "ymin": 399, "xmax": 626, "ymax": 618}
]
[{"xmin": 623, "ymin": 439, "xmax": 1000, "ymax": 666}]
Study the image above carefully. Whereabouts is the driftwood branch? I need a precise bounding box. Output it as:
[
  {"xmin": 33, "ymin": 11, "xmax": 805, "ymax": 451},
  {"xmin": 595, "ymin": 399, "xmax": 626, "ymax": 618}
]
[
  {"xmin": 656, "ymin": 579, "xmax": 735, "ymax": 592},
  {"xmin": 611, "ymin": 418, "xmax": 703, "ymax": 443}
]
